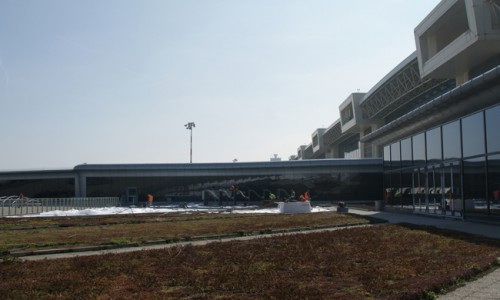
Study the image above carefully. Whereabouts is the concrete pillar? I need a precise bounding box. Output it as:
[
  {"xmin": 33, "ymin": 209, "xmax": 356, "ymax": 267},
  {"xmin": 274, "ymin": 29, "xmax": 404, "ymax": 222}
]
[
  {"xmin": 360, "ymin": 128, "xmax": 367, "ymax": 158},
  {"xmin": 330, "ymin": 145, "xmax": 340, "ymax": 158},
  {"xmin": 360, "ymin": 124, "xmax": 383, "ymax": 158}
]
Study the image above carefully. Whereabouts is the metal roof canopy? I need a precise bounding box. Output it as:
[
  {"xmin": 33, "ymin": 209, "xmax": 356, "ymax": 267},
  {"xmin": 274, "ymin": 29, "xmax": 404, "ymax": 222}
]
[
  {"xmin": 360, "ymin": 65, "xmax": 500, "ymax": 146},
  {"xmin": 72, "ymin": 158, "xmax": 383, "ymax": 177}
]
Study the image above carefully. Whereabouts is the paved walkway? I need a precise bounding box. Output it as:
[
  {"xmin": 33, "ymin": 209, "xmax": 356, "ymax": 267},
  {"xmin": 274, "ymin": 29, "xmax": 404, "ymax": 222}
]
[{"xmin": 348, "ymin": 209, "xmax": 500, "ymax": 300}]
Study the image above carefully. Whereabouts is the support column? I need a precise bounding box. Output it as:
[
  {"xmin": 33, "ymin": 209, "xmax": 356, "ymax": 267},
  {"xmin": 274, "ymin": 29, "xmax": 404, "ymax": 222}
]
[
  {"xmin": 329, "ymin": 145, "xmax": 340, "ymax": 158},
  {"xmin": 360, "ymin": 123, "xmax": 383, "ymax": 158},
  {"xmin": 360, "ymin": 128, "xmax": 368, "ymax": 158}
]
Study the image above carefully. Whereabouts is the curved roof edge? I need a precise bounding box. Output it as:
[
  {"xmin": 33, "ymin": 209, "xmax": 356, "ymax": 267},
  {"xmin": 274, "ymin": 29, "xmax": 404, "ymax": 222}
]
[{"xmin": 73, "ymin": 158, "xmax": 383, "ymax": 172}]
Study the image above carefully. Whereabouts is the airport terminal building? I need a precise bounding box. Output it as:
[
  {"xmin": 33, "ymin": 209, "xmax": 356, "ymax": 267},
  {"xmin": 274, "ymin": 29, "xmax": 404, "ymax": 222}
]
[
  {"xmin": 1, "ymin": 0, "xmax": 500, "ymax": 219},
  {"xmin": 0, "ymin": 160, "xmax": 383, "ymax": 206},
  {"xmin": 290, "ymin": 0, "xmax": 500, "ymax": 219}
]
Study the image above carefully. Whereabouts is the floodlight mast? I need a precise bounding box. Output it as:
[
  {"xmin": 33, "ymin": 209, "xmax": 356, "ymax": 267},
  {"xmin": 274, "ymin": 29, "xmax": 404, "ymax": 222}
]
[{"xmin": 184, "ymin": 122, "xmax": 195, "ymax": 163}]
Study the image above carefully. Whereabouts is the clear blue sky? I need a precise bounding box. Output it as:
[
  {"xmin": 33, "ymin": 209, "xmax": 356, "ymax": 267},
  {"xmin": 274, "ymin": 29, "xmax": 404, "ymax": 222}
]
[{"xmin": 0, "ymin": 1, "xmax": 439, "ymax": 170}]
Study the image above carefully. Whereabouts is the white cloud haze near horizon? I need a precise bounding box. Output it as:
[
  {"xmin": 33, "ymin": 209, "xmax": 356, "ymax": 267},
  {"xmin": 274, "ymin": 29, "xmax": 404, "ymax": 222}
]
[{"xmin": 0, "ymin": 1, "xmax": 439, "ymax": 170}]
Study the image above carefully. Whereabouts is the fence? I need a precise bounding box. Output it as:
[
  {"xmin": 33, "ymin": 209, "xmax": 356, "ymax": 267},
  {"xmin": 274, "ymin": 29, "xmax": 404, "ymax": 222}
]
[{"xmin": 0, "ymin": 195, "xmax": 120, "ymax": 217}]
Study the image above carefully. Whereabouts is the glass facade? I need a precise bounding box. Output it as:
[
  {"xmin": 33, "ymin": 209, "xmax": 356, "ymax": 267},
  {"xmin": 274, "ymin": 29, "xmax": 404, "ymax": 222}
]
[
  {"xmin": 0, "ymin": 178, "xmax": 75, "ymax": 198},
  {"xmin": 85, "ymin": 171, "xmax": 382, "ymax": 205},
  {"xmin": 383, "ymin": 145, "xmax": 391, "ymax": 169},
  {"xmin": 401, "ymin": 137, "xmax": 412, "ymax": 168},
  {"xmin": 462, "ymin": 112, "xmax": 485, "ymax": 158},
  {"xmin": 0, "ymin": 161, "xmax": 383, "ymax": 206},
  {"xmin": 390, "ymin": 142, "xmax": 401, "ymax": 170},
  {"xmin": 383, "ymin": 104, "xmax": 500, "ymax": 219},
  {"xmin": 426, "ymin": 166, "xmax": 442, "ymax": 213},
  {"xmin": 486, "ymin": 105, "xmax": 500, "ymax": 154},
  {"xmin": 463, "ymin": 157, "xmax": 486, "ymax": 213},
  {"xmin": 442, "ymin": 120, "xmax": 461, "ymax": 161},
  {"xmin": 488, "ymin": 154, "xmax": 500, "ymax": 216},
  {"xmin": 412, "ymin": 133, "xmax": 426, "ymax": 166},
  {"xmin": 426, "ymin": 127, "xmax": 442, "ymax": 163}
]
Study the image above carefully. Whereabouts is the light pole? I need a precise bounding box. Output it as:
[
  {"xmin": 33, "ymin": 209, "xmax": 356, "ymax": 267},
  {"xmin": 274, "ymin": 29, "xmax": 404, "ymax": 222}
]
[{"xmin": 184, "ymin": 122, "xmax": 195, "ymax": 163}]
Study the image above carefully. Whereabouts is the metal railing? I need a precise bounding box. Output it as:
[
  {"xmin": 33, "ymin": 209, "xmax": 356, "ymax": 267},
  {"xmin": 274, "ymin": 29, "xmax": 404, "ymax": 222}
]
[{"xmin": 0, "ymin": 195, "xmax": 120, "ymax": 217}]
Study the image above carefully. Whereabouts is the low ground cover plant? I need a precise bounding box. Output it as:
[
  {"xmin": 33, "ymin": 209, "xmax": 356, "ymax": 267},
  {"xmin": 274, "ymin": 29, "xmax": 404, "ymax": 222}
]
[
  {"xmin": 0, "ymin": 212, "xmax": 254, "ymax": 228},
  {"xmin": 1, "ymin": 224, "xmax": 499, "ymax": 299},
  {"xmin": 0, "ymin": 212, "xmax": 371, "ymax": 254}
]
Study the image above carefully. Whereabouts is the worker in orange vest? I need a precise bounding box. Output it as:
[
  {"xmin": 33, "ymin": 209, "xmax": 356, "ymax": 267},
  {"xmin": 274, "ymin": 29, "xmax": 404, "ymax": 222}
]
[{"xmin": 300, "ymin": 191, "xmax": 310, "ymax": 202}]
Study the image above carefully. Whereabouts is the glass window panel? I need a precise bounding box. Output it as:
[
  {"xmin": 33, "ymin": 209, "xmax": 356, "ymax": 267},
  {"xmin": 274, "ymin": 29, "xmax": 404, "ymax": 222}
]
[
  {"xmin": 383, "ymin": 172, "xmax": 391, "ymax": 201},
  {"xmin": 384, "ymin": 145, "xmax": 391, "ymax": 169},
  {"xmin": 401, "ymin": 170, "xmax": 413, "ymax": 206},
  {"xmin": 426, "ymin": 127, "xmax": 442, "ymax": 162},
  {"xmin": 488, "ymin": 154, "xmax": 500, "ymax": 208},
  {"xmin": 443, "ymin": 161, "xmax": 462, "ymax": 213},
  {"xmin": 462, "ymin": 112, "xmax": 485, "ymax": 158},
  {"xmin": 412, "ymin": 133, "xmax": 426, "ymax": 165},
  {"xmin": 413, "ymin": 168, "xmax": 426, "ymax": 212},
  {"xmin": 391, "ymin": 142, "xmax": 401, "ymax": 169},
  {"xmin": 401, "ymin": 138, "xmax": 412, "ymax": 167},
  {"xmin": 389, "ymin": 172, "xmax": 402, "ymax": 206},
  {"xmin": 463, "ymin": 157, "xmax": 486, "ymax": 213},
  {"xmin": 442, "ymin": 120, "xmax": 461, "ymax": 160},
  {"xmin": 486, "ymin": 105, "xmax": 500, "ymax": 154}
]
